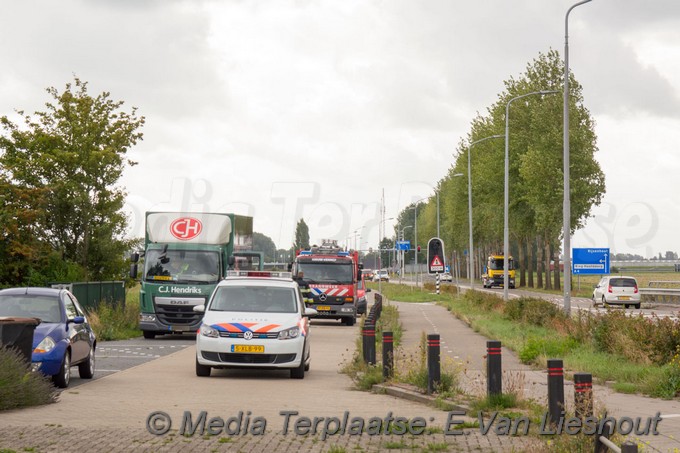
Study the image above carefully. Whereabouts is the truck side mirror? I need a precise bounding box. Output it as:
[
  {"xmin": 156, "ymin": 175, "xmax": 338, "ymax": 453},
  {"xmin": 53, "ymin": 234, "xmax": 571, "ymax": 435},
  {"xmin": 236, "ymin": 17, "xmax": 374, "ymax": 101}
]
[
  {"xmin": 130, "ymin": 252, "xmax": 140, "ymax": 263},
  {"xmin": 228, "ymin": 256, "xmax": 235, "ymax": 267},
  {"xmin": 288, "ymin": 263, "xmax": 293, "ymax": 271},
  {"xmin": 130, "ymin": 263, "xmax": 138, "ymax": 279},
  {"xmin": 359, "ymin": 263, "xmax": 364, "ymax": 270}
]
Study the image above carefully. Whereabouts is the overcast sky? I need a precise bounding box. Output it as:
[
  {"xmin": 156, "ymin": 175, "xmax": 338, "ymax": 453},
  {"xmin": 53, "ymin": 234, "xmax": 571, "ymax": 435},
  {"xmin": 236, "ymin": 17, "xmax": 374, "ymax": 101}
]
[{"xmin": 1, "ymin": 1, "xmax": 679, "ymax": 258}]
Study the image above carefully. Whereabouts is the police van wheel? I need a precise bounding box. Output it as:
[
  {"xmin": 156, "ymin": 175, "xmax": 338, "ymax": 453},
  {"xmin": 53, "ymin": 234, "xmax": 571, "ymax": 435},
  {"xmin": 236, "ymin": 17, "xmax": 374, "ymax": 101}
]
[
  {"xmin": 196, "ymin": 358, "xmax": 211, "ymax": 377},
  {"xmin": 143, "ymin": 331, "xmax": 156, "ymax": 340}
]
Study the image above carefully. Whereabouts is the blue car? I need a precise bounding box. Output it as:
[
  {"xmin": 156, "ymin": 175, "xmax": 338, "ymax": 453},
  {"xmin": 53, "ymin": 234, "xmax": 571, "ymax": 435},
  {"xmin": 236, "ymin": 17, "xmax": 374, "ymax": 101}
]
[{"xmin": 0, "ymin": 287, "xmax": 96, "ymax": 388}]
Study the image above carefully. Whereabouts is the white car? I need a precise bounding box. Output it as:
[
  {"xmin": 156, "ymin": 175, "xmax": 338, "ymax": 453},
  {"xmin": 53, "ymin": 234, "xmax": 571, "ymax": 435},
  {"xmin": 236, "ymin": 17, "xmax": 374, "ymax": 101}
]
[
  {"xmin": 592, "ymin": 276, "xmax": 641, "ymax": 309},
  {"xmin": 373, "ymin": 270, "xmax": 390, "ymax": 282},
  {"xmin": 439, "ymin": 272, "xmax": 453, "ymax": 282},
  {"xmin": 194, "ymin": 271, "xmax": 316, "ymax": 379}
]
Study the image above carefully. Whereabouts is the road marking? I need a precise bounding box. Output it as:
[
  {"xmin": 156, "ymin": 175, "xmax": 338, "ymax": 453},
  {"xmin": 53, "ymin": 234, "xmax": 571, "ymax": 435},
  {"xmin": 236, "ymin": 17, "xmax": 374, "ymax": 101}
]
[
  {"xmin": 98, "ymin": 356, "xmax": 155, "ymax": 359},
  {"xmin": 660, "ymin": 414, "xmax": 680, "ymax": 419},
  {"xmin": 96, "ymin": 369, "xmax": 122, "ymax": 372}
]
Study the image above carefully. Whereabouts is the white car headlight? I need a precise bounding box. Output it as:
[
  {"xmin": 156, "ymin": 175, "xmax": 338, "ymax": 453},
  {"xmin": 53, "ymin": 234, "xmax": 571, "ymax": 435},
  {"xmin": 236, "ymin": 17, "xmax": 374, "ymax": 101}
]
[
  {"xmin": 34, "ymin": 336, "xmax": 56, "ymax": 354},
  {"xmin": 278, "ymin": 326, "xmax": 300, "ymax": 340},
  {"xmin": 200, "ymin": 324, "xmax": 219, "ymax": 338}
]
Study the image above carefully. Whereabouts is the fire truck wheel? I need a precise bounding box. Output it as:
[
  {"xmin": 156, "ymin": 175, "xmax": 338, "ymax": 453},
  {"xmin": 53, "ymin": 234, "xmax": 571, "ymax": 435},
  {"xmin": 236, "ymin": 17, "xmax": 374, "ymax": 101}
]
[{"xmin": 343, "ymin": 317, "xmax": 356, "ymax": 326}]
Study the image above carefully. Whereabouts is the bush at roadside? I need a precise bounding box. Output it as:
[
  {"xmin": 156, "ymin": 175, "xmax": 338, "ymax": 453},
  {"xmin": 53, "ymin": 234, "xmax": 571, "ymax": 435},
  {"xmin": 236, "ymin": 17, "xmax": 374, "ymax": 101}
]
[{"xmin": 0, "ymin": 347, "xmax": 57, "ymax": 411}]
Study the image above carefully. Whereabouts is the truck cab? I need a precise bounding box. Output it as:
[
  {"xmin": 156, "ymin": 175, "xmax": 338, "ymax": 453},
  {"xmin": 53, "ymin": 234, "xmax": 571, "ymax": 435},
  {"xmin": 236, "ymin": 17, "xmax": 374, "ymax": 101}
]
[
  {"xmin": 482, "ymin": 254, "xmax": 515, "ymax": 289},
  {"xmin": 130, "ymin": 212, "xmax": 260, "ymax": 339}
]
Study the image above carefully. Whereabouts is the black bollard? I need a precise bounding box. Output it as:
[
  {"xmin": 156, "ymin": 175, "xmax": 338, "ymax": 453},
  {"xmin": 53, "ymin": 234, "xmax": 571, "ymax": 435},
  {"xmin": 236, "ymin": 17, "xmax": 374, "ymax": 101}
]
[
  {"xmin": 427, "ymin": 334, "xmax": 441, "ymax": 394},
  {"xmin": 363, "ymin": 322, "xmax": 376, "ymax": 365},
  {"xmin": 547, "ymin": 359, "xmax": 565, "ymax": 427},
  {"xmin": 382, "ymin": 331, "xmax": 393, "ymax": 379},
  {"xmin": 436, "ymin": 273, "xmax": 440, "ymax": 295},
  {"xmin": 486, "ymin": 340, "xmax": 502, "ymax": 396},
  {"xmin": 573, "ymin": 373, "xmax": 593, "ymax": 420}
]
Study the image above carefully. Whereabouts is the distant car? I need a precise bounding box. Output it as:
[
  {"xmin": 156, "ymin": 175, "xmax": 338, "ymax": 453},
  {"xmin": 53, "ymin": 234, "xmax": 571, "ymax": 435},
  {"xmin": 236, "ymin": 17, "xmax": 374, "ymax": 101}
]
[
  {"xmin": 362, "ymin": 269, "xmax": 375, "ymax": 281},
  {"xmin": 373, "ymin": 270, "xmax": 390, "ymax": 282},
  {"xmin": 356, "ymin": 275, "xmax": 371, "ymax": 315},
  {"xmin": 592, "ymin": 276, "xmax": 641, "ymax": 309},
  {"xmin": 439, "ymin": 272, "xmax": 453, "ymax": 282},
  {"xmin": 194, "ymin": 271, "xmax": 316, "ymax": 379},
  {"xmin": 0, "ymin": 287, "xmax": 97, "ymax": 388}
]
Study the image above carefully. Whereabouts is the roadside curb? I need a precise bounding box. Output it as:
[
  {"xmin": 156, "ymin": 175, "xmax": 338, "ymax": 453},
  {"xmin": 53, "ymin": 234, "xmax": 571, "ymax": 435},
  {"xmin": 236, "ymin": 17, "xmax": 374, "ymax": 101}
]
[{"xmin": 372, "ymin": 383, "xmax": 470, "ymax": 413}]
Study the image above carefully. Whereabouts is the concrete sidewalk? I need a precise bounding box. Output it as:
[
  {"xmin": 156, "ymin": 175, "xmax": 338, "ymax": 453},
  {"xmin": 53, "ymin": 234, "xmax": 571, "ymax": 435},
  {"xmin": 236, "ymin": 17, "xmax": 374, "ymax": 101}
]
[{"xmin": 391, "ymin": 299, "xmax": 680, "ymax": 452}]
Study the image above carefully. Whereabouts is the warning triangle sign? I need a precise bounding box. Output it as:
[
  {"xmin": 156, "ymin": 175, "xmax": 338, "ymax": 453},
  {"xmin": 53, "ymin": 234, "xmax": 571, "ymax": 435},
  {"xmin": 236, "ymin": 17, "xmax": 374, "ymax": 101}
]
[{"xmin": 431, "ymin": 256, "xmax": 443, "ymax": 267}]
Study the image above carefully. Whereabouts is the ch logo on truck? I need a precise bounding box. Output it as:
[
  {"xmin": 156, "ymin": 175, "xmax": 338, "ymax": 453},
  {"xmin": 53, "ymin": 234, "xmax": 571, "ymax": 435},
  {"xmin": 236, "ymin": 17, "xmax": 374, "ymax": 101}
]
[
  {"xmin": 318, "ymin": 293, "xmax": 327, "ymax": 302},
  {"xmin": 170, "ymin": 217, "xmax": 203, "ymax": 240}
]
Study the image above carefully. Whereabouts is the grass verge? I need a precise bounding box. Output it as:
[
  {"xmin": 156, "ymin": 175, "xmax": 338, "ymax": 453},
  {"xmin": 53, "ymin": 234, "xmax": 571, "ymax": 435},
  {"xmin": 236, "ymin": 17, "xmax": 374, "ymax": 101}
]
[
  {"xmin": 87, "ymin": 286, "xmax": 141, "ymax": 341},
  {"xmin": 442, "ymin": 290, "xmax": 680, "ymax": 398}
]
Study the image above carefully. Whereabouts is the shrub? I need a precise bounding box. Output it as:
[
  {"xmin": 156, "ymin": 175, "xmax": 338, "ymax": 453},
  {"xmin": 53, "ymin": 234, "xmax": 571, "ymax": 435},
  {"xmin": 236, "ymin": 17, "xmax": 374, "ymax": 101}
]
[
  {"xmin": 0, "ymin": 347, "xmax": 57, "ymax": 410},
  {"xmin": 504, "ymin": 297, "xmax": 565, "ymax": 326},
  {"xmin": 88, "ymin": 298, "xmax": 141, "ymax": 341},
  {"xmin": 519, "ymin": 336, "xmax": 579, "ymax": 365}
]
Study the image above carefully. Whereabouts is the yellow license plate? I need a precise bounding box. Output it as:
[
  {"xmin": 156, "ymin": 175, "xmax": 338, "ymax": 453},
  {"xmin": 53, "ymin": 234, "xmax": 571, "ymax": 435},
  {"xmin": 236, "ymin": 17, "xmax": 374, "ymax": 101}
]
[
  {"xmin": 231, "ymin": 345, "xmax": 264, "ymax": 353},
  {"xmin": 618, "ymin": 296, "xmax": 631, "ymax": 301},
  {"xmin": 315, "ymin": 305, "xmax": 331, "ymax": 311}
]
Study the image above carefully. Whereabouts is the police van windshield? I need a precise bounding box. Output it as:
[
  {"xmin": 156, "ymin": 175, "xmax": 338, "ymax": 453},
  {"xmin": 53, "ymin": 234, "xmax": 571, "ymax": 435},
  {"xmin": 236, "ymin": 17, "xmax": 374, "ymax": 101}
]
[
  {"xmin": 144, "ymin": 249, "xmax": 220, "ymax": 283},
  {"xmin": 210, "ymin": 286, "xmax": 297, "ymax": 313},
  {"xmin": 297, "ymin": 262, "xmax": 353, "ymax": 284}
]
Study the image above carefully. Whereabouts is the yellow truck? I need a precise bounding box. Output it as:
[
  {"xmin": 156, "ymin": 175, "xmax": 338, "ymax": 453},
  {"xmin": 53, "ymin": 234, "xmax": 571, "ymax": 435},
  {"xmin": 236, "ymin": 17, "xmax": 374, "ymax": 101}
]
[{"xmin": 482, "ymin": 254, "xmax": 515, "ymax": 289}]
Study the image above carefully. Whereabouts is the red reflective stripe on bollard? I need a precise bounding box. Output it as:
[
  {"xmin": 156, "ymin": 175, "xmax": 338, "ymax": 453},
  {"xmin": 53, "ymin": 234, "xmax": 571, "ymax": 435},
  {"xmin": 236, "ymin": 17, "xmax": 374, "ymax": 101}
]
[{"xmin": 548, "ymin": 367, "xmax": 563, "ymax": 376}]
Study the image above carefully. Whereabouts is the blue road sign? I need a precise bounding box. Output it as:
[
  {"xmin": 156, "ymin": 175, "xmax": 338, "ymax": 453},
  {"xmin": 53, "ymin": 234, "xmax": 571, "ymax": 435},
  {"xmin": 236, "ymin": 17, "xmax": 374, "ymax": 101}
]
[
  {"xmin": 396, "ymin": 240, "xmax": 411, "ymax": 251},
  {"xmin": 445, "ymin": 265, "xmax": 450, "ymax": 273},
  {"xmin": 572, "ymin": 248, "xmax": 610, "ymax": 275}
]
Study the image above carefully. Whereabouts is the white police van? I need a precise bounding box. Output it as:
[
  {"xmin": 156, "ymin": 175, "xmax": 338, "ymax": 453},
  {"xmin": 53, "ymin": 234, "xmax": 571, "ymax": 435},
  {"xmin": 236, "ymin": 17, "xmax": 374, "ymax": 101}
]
[{"xmin": 194, "ymin": 271, "xmax": 316, "ymax": 379}]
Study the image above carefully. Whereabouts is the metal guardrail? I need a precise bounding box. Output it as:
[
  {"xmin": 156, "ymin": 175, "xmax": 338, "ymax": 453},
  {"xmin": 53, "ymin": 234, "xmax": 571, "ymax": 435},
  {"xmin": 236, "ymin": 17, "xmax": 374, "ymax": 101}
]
[
  {"xmin": 640, "ymin": 281, "xmax": 680, "ymax": 303},
  {"xmin": 595, "ymin": 420, "xmax": 638, "ymax": 452}
]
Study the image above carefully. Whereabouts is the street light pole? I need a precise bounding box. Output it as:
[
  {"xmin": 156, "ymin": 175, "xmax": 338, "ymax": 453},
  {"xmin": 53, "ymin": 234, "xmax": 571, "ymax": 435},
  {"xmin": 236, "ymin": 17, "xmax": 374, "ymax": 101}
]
[
  {"xmin": 436, "ymin": 189, "xmax": 440, "ymax": 239},
  {"xmin": 399, "ymin": 225, "xmax": 412, "ymax": 283},
  {"xmin": 563, "ymin": 0, "xmax": 592, "ymax": 315},
  {"xmin": 504, "ymin": 90, "xmax": 559, "ymax": 302},
  {"xmin": 467, "ymin": 135, "xmax": 503, "ymax": 289}
]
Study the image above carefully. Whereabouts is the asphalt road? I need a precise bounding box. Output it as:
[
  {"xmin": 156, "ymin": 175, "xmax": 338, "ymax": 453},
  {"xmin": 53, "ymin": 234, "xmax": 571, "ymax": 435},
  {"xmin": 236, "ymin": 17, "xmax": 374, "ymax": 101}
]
[{"xmin": 68, "ymin": 334, "xmax": 195, "ymax": 388}]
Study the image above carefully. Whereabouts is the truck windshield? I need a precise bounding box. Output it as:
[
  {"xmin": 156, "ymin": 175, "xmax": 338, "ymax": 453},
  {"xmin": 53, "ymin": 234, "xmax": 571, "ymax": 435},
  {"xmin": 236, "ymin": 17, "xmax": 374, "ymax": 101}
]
[
  {"xmin": 488, "ymin": 258, "xmax": 514, "ymax": 271},
  {"xmin": 297, "ymin": 262, "xmax": 353, "ymax": 284},
  {"xmin": 144, "ymin": 249, "xmax": 220, "ymax": 283}
]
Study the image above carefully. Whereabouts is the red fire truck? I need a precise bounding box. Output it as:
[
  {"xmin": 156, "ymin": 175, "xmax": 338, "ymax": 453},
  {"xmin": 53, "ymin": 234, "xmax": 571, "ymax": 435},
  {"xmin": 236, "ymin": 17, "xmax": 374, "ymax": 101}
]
[{"xmin": 292, "ymin": 241, "xmax": 362, "ymax": 326}]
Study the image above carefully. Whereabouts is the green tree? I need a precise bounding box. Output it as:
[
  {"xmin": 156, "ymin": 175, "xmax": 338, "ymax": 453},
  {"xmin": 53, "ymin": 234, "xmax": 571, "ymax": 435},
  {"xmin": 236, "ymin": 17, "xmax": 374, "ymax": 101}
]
[
  {"xmin": 293, "ymin": 218, "xmax": 310, "ymax": 251},
  {"xmin": 253, "ymin": 232, "xmax": 277, "ymax": 262},
  {"xmin": 436, "ymin": 49, "xmax": 604, "ymax": 289},
  {"xmin": 0, "ymin": 77, "xmax": 145, "ymax": 281}
]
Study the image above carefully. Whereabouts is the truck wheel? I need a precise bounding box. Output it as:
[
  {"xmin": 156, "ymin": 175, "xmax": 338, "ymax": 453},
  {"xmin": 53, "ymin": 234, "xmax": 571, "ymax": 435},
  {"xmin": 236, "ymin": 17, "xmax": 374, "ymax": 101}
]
[
  {"xmin": 196, "ymin": 357, "xmax": 211, "ymax": 377},
  {"xmin": 343, "ymin": 317, "xmax": 356, "ymax": 326},
  {"xmin": 143, "ymin": 331, "xmax": 156, "ymax": 340}
]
